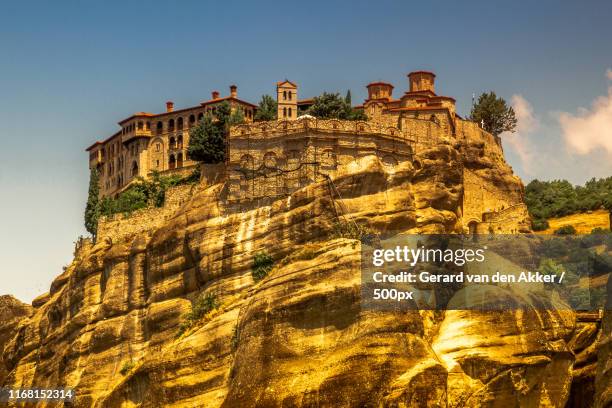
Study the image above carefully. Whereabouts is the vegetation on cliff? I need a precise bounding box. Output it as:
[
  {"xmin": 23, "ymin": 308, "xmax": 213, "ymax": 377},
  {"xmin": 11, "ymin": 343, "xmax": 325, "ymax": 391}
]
[
  {"xmin": 188, "ymin": 101, "xmax": 244, "ymax": 163},
  {"xmin": 308, "ymin": 92, "xmax": 367, "ymax": 120},
  {"xmin": 98, "ymin": 170, "xmax": 198, "ymax": 217},
  {"xmin": 526, "ymin": 177, "xmax": 612, "ymax": 230},
  {"xmin": 252, "ymin": 251, "xmax": 274, "ymax": 281},
  {"xmin": 84, "ymin": 168, "xmax": 101, "ymax": 236},
  {"xmin": 470, "ymin": 91, "xmax": 517, "ymax": 136},
  {"xmin": 177, "ymin": 293, "xmax": 219, "ymax": 337}
]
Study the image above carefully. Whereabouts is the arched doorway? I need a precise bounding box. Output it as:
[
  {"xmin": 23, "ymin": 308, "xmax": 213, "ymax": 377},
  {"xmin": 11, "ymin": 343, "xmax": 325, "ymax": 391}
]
[{"xmin": 169, "ymin": 154, "xmax": 176, "ymax": 170}]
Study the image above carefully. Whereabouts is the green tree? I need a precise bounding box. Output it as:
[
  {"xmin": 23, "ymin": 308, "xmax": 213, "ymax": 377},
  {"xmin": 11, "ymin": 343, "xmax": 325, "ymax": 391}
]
[
  {"xmin": 308, "ymin": 92, "xmax": 367, "ymax": 121},
  {"xmin": 555, "ymin": 225, "xmax": 577, "ymax": 235},
  {"xmin": 470, "ymin": 92, "xmax": 517, "ymax": 136},
  {"xmin": 187, "ymin": 114, "xmax": 225, "ymax": 163},
  {"xmin": 84, "ymin": 168, "xmax": 100, "ymax": 237},
  {"xmin": 345, "ymin": 90, "xmax": 352, "ymax": 105},
  {"xmin": 187, "ymin": 101, "xmax": 243, "ymax": 163},
  {"xmin": 254, "ymin": 95, "xmax": 277, "ymax": 121}
]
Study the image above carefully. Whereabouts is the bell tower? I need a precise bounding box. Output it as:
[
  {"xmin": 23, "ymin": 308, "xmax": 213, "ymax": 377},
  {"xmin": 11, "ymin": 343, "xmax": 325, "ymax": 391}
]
[{"xmin": 276, "ymin": 80, "xmax": 298, "ymax": 120}]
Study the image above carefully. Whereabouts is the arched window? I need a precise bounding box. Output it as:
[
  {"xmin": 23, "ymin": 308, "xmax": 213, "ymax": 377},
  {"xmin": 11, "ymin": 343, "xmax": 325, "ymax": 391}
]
[
  {"xmin": 168, "ymin": 119, "xmax": 175, "ymax": 132},
  {"xmin": 177, "ymin": 117, "xmax": 184, "ymax": 130},
  {"xmin": 137, "ymin": 121, "xmax": 143, "ymax": 130},
  {"xmin": 288, "ymin": 91, "xmax": 292, "ymax": 101},
  {"xmin": 177, "ymin": 153, "xmax": 183, "ymax": 168},
  {"xmin": 283, "ymin": 91, "xmax": 287, "ymax": 100},
  {"xmin": 198, "ymin": 113, "xmax": 204, "ymax": 121},
  {"xmin": 169, "ymin": 155, "xmax": 176, "ymax": 170},
  {"xmin": 156, "ymin": 121, "xmax": 163, "ymax": 134},
  {"xmin": 146, "ymin": 121, "xmax": 151, "ymax": 130},
  {"xmin": 288, "ymin": 107, "xmax": 292, "ymax": 117},
  {"xmin": 189, "ymin": 114, "xmax": 195, "ymax": 126},
  {"xmin": 131, "ymin": 161, "xmax": 139, "ymax": 177},
  {"xmin": 177, "ymin": 134, "xmax": 183, "ymax": 149},
  {"xmin": 283, "ymin": 107, "xmax": 287, "ymax": 117},
  {"xmin": 169, "ymin": 137, "xmax": 176, "ymax": 149}
]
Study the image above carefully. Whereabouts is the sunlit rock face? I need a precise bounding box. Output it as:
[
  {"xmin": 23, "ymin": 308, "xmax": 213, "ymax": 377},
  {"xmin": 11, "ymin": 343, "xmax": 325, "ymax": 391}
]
[
  {"xmin": 594, "ymin": 278, "xmax": 611, "ymax": 408},
  {"xmin": 0, "ymin": 143, "xmax": 599, "ymax": 407},
  {"xmin": 0, "ymin": 296, "xmax": 32, "ymax": 386}
]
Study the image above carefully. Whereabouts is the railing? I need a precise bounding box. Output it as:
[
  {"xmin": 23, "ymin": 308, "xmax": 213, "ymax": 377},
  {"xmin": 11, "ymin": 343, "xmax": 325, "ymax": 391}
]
[{"xmin": 230, "ymin": 118, "xmax": 411, "ymax": 142}]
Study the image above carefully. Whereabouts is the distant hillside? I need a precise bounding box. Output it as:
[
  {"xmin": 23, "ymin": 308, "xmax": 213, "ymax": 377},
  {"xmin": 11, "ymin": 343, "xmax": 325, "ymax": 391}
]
[
  {"xmin": 535, "ymin": 209, "xmax": 611, "ymax": 235},
  {"xmin": 526, "ymin": 177, "xmax": 612, "ymax": 231}
]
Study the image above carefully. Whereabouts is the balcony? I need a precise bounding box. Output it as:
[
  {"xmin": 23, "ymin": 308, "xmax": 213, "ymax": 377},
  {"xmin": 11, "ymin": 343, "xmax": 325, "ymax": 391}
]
[{"xmin": 122, "ymin": 128, "xmax": 152, "ymax": 144}]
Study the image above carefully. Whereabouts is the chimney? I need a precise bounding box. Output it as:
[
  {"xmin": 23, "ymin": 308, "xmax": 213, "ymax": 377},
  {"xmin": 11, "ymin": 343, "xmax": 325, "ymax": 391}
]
[
  {"xmin": 212, "ymin": 90, "xmax": 220, "ymax": 99},
  {"xmin": 166, "ymin": 101, "xmax": 174, "ymax": 112},
  {"xmin": 230, "ymin": 84, "xmax": 237, "ymax": 98}
]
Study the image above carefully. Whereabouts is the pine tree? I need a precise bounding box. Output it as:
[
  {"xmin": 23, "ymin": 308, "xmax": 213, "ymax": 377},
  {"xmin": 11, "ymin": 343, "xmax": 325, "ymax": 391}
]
[
  {"xmin": 470, "ymin": 92, "xmax": 517, "ymax": 136},
  {"xmin": 308, "ymin": 92, "xmax": 367, "ymax": 121},
  {"xmin": 345, "ymin": 90, "xmax": 352, "ymax": 105},
  {"xmin": 187, "ymin": 114, "xmax": 226, "ymax": 163},
  {"xmin": 254, "ymin": 95, "xmax": 277, "ymax": 121},
  {"xmin": 187, "ymin": 101, "xmax": 244, "ymax": 163},
  {"xmin": 84, "ymin": 167, "xmax": 100, "ymax": 237}
]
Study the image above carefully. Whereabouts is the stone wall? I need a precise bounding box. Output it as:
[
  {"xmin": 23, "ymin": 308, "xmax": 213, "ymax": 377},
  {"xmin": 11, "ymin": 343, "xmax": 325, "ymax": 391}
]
[
  {"xmin": 97, "ymin": 184, "xmax": 195, "ymax": 243},
  {"xmin": 227, "ymin": 119, "xmax": 413, "ymax": 201}
]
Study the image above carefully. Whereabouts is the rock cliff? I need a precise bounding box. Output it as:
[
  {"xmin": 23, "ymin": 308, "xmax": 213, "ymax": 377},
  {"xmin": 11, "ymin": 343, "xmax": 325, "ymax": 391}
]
[
  {"xmin": 0, "ymin": 140, "xmax": 606, "ymax": 407},
  {"xmin": 0, "ymin": 296, "xmax": 32, "ymax": 386}
]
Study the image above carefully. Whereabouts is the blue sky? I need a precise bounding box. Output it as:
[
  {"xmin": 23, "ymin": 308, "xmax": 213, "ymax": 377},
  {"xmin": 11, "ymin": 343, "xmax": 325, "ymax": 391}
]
[{"xmin": 1, "ymin": 0, "xmax": 611, "ymax": 302}]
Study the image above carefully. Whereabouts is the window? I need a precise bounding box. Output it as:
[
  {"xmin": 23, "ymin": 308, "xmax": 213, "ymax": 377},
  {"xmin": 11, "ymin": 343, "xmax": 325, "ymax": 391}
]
[
  {"xmin": 288, "ymin": 91, "xmax": 292, "ymax": 101},
  {"xmin": 156, "ymin": 121, "xmax": 163, "ymax": 134},
  {"xmin": 168, "ymin": 119, "xmax": 175, "ymax": 132},
  {"xmin": 131, "ymin": 161, "xmax": 138, "ymax": 177},
  {"xmin": 177, "ymin": 153, "xmax": 183, "ymax": 168},
  {"xmin": 156, "ymin": 159, "xmax": 160, "ymax": 168},
  {"xmin": 170, "ymin": 137, "xmax": 176, "ymax": 149},
  {"xmin": 137, "ymin": 121, "xmax": 143, "ymax": 130},
  {"xmin": 169, "ymin": 155, "xmax": 176, "ymax": 170},
  {"xmin": 198, "ymin": 113, "xmax": 204, "ymax": 121},
  {"xmin": 177, "ymin": 117, "xmax": 184, "ymax": 130},
  {"xmin": 283, "ymin": 91, "xmax": 287, "ymax": 100},
  {"xmin": 177, "ymin": 134, "xmax": 183, "ymax": 149},
  {"xmin": 283, "ymin": 107, "xmax": 287, "ymax": 118},
  {"xmin": 156, "ymin": 143, "xmax": 161, "ymax": 152},
  {"xmin": 288, "ymin": 107, "xmax": 292, "ymax": 117},
  {"xmin": 189, "ymin": 114, "xmax": 195, "ymax": 125}
]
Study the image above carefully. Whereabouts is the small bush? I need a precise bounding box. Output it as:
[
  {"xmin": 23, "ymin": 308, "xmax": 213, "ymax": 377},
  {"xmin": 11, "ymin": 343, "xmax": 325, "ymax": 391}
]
[
  {"xmin": 331, "ymin": 220, "xmax": 372, "ymax": 241},
  {"xmin": 176, "ymin": 292, "xmax": 219, "ymax": 337},
  {"xmin": 531, "ymin": 218, "xmax": 549, "ymax": 231},
  {"xmin": 120, "ymin": 361, "xmax": 135, "ymax": 375},
  {"xmin": 231, "ymin": 325, "xmax": 240, "ymax": 351},
  {"xmin": 252, "ymin": 251, "xmax": 274, "ymax": 282},
  {"xmin": 554, "ymin": 225, "xmax": 577, "ymax": 235}
]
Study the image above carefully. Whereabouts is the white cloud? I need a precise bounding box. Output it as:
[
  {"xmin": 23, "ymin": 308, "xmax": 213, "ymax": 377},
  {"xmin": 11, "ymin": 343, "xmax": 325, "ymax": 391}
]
[
  {"xmin": 559, "ymin": 71, "xmax": 612, "ymax": 155},
  {"xmin": 501, "ymin": 94, "xmax": 538, "ymax": 174}
]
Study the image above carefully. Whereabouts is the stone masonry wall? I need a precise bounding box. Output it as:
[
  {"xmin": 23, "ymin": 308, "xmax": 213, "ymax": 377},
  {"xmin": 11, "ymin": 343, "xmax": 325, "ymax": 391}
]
[
  {"xmin": 97, "ymin": 184, "xmax": 195, "ymax": 243},
  {"xmin": 227, "ymin": 119, "xmax": 413, "ymax": 201}
]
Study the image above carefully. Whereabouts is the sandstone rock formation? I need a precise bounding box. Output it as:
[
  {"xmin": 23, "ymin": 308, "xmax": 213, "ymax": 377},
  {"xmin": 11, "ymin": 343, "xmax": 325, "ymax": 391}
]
[
  {"xmin": 0, "ymin": 295, "xmax": 32, "ymax": 386},
  {"xmin": 0, "ymin": 140, "xmax": 606, "ymax": 407}
]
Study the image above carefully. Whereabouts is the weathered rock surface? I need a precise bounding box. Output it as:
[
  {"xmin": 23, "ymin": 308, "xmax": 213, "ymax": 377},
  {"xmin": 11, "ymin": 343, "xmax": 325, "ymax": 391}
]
[
  {"xmin": 0, "ymin": 143, "xmax": 605, "ymax": 407},
  {"xmin": 0, "ymin": 296, "xmax": 32, "ymax": 386}
]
